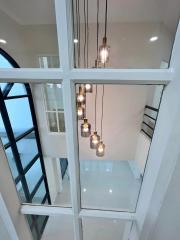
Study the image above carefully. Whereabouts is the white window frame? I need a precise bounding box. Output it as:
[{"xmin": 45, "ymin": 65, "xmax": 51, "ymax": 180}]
[
  {"xmin": 0, "ymin": 0, "xmax": 179, "ymax": 240},
  {"xmin": 43, "ymin": 84, "xmax": 66, "ymax": 134}
]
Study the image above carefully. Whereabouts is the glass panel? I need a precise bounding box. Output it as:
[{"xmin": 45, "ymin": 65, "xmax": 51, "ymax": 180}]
[
  {"xmin": 26, "ymin": 215, "xmax": 33, "ymax": 227},
  {"xmin": 0, "ymin": 54, "xmax": 12, "ymax": 68},
  {"xmin": 44, "ymin": 84, "xmax": 64, "ymax": 111},
  {"xmin": 44, "ymin": 84, "xmax": 57, "ymax": 111},
  {"xmin": 72, "ymin": 0, "xmax": 179, "ymax": 69},
  {"xmin": 0, "ymin": 1, "xmax": 59, "ymax": 68},
  {"xmin": 5, "ymin": 147, "xmax": 19, "ymax": 179},
  {"xmin": 36, "ymin": 215, "xmax": 48, "ymax": 235},
  {"xmin": 39, "ymin": 56, "xmax": 59, "ymax": 68},
  {"xmin": 58, "ymin": 112, "xmax": 65, "ymax": 132},
  {"xmin": 47, "ymin": 112, "xmax": 58, "ymax": 132},
  {"xmin": 4, "ymin": 82, "xmax": 71, "ymax": 207},
  {"xmin": 25, "ymin": 159, "xmax": 43, "ymax": 193},
  {"xmin": 0, "ymin": 83, "xmax": 8, "ymax": 91},
  {"xmin": 32, "ymin": 227, "xmax": 38, "ymax": 240},
  {"xmin": 16, "ymin": 131, "xmax": 38, "ymax": 168},
  {"xmin": 82, "ymin": 217, "xmax": 132, "ymax": 240},
  {"xmin": 5, "ymin": 98, "xmax": 33, "ymax": 137},
  {"xmin": 55, "ymin": 85, "xmax": 64, "ymax": 111},
  {"xmin": 32, "ymin": 181, "xmax": 46, "ymax": 204},
  {"xmin": 8, "ymin": 83, "xmax": 26, "ymax": 96},
  {"xmin": 25, "ymin": 215, "xmax": 74, "ymax": 240},
  {"xmin": 44, "ymin": 84, "xmax": 65, "ymax": 133},
  {"xmin": 16, "ymin": 181, "xmax": 26, "ymax": 202},
  {"xmin": 78, "ymin": 84, "xmax": 163, "ymax": 211},
  {"xmin": 0, "ymin": 113, "xmax": 9, "ymax": 145}
]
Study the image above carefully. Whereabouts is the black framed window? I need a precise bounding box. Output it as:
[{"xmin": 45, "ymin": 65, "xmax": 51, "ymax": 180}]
[{"xmin": 0, "ymin": 48, "xmax": 50, "ymax": 240}]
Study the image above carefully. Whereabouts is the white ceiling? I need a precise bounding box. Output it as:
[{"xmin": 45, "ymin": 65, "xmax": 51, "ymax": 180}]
[
  {"xmin": 0, "ymin": 0, "xmax": 179, "ymax": 33},
  {"xmin": 0, "ymin": 0, "xmax": 56, "ymax": 25}
]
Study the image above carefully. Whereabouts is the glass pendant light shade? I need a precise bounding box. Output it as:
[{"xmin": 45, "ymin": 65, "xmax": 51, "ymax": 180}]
[
  {"xmin": 90, "ymin": 131, "xmax": 100, "ymax": 149},
  {"xmin": 96, "ymin": 141, "xmax": 105, "ymax": 157},
  {"xmin": 77, "ymin": 86, "xmax": 85, "ymax": 104},
  {"xmin": 99, "ymin": 37, "xmax": 110, "ymax": 64},
  {"xmin": 77, "ymin": 103, "xmax": 85, "ymax": 120},
  {"xmin": 81, "ymin": 118, "xmax": 91, "ymax": 137},
  {"xmin": 85, "ymin": 84, "xmax": 93, "ymax": 93}
]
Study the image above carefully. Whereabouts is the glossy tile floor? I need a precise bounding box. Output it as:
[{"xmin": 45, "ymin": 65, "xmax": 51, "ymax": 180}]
[
  {"xmin": 41, "ymin": 215, "xmax": 74, "ymax": 240},
  {"xmin": 41, "ymin": 215, "xmax": 131, "ymax": 240},
  {"xmin": 56, "ymin": 160, "xmax": 142, "ymax": 212}
]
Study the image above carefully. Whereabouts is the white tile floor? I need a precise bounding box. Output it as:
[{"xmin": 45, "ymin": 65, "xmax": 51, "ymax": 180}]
[
  {"xmin": 55, "ymin": 160, "xmax": 142, "ymax": 212},
  {"xmin": 41, "ymin": 214, "xmax": 131, "ymax": 240},
  {"xmin": 42, "ymin": 160, "xmax": 141, "ymax": 240},
  {"xmin": 41, "ymin": 215, "xmax": 74, "ymax": 240}
]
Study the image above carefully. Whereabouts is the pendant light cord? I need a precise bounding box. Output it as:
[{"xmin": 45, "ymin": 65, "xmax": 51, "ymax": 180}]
[
  {"xmin": 87, "ymin": 0, "xmax": 89, "ymax": 68},
  {"xmin": 95, "ymin": 84, "xmax": 97, "ymax": 131},
  {"xmin": 72, "ymin": 0, "xmax": 76, "ymax": 67},
  {"xmin": 77, "ymin": 0, "xmax": 81, "ymax": 67},
  {"xmin": 104, "ymin": 0, "xmax": 108, "ymax": 38},
  {"xmin": 97, "ymin": 0, "xmax": 99, "ymax": 62},
  {"xmin": 84, "ymin": 0, "xmax": 87, "ymax": 68},
  {"xmin": 101, "ymin": 84, "xmax": 104, "ymax": 139}
]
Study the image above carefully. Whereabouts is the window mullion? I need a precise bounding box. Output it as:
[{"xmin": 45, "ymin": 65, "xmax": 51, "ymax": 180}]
[
  {"xmin": 62, "ymin": 79, "xmax": 83, "ymax": 240},
  {"xmin": 55, "ymin": 0, "xmax": 73, "ymax": 72}
]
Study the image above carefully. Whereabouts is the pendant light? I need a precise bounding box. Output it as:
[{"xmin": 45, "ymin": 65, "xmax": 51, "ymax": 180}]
[
  {"xmin": 82, "ymin": 0, "xmax": 92, "ymax": 93},
  {"xmin": 99, "ymin": 0, "xmax": 110, "ymax": 65},
  {"xmin": 81, "ymin": 0, "xmax": 91, "ymax": 137},
  {"xmin": 77, "ymin": 85, "xmax": 85, "ymax": 104},
  {"xmin": 90, "ymin": 1, "xmax": 100, "ymax": 149},
  {"xmin": 77, "ymin": 102, "xmax": 85, "ymax": 120},
  {"xmin": 85, "ymin": 83, "xmax": 93, "ymax": 93},
  {"xmin": 96, "ymin": 141, "xmax": 105, "ymax": 157},
  {"xmin": 90, "ymin": 85, "xmax": 100, "ymax": 148},
  {"xmin": 81, "ymin": 118, "xmax": 91, "ymax": 137},
  {"xmin": 96, "ymin": 85, "xmax": 105, "ymax": 157}
]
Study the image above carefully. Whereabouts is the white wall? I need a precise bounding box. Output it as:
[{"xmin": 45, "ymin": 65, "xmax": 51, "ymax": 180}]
[
  {"xmin": 0, "ymin": 7, "xmax": 174, "ymax": 69},
  {"xmin": 79, "ymin": 85, "xmax": 151, "ymax": 161},
  {"xmin": 150, "ymin": 155, "xmax": 180, "ymax": 240},
  {"xmin": 44, "ymin": 157, "xmax": 62, "ymax": 204},
  {"xmin": 134, "ymin": 132, "xmax": 151, "ymax": 175},
  {"xmin": 31, "ymin": 84, "xmax": 65, "ymax": 202},
  {"xmin": 78, "ymin": 22, "xmax": 173, "ymax": 68},
  {"xmin": 0, "ymin": 9, "xmax": 29, "ymax": 67},
  {"xmin": 0, "ymin": 214, "xmax": 11, "ymax": 240},
  {"xmin": 0, "ymin": 8, "xmax": 59, "ymax": 68},
  {"xmin": 0, "ymin": 141, "xmax": 32, "ymax": 240},
  {"xmin": 31, "ymin": 84, "xmax": 67, "ymax": 158}
]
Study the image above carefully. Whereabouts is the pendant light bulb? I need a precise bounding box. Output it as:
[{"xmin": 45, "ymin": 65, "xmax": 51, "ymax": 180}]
[
  {"xmin": 90, "ymin": 131, "xmax": 100, "ymax": 149},
  {"xmin": 96, "ymin": 141, "xmax": 105, "ymax": 157},
  {"xmin": 81, "ymin": 118, "xmax": 91, "ymax": 137},
  {"xmin": 85, "ymin": 84, "xmax": 93, "ymax": 93},
  {"xmin": 99, "ymin": 37, "xmax": 110, "ymax": 64},
  {"xmin": 77, "ymin": 103, "xmax": 85, "ymax": 120},
  {"xmin": 77, "ymin": 86, "xmax": 85, "ymax": 103}
]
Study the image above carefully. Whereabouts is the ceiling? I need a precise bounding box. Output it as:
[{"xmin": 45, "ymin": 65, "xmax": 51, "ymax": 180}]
[{"xmin": 0, "ymin": 0, "xmax": 179, "ymax": 33}]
